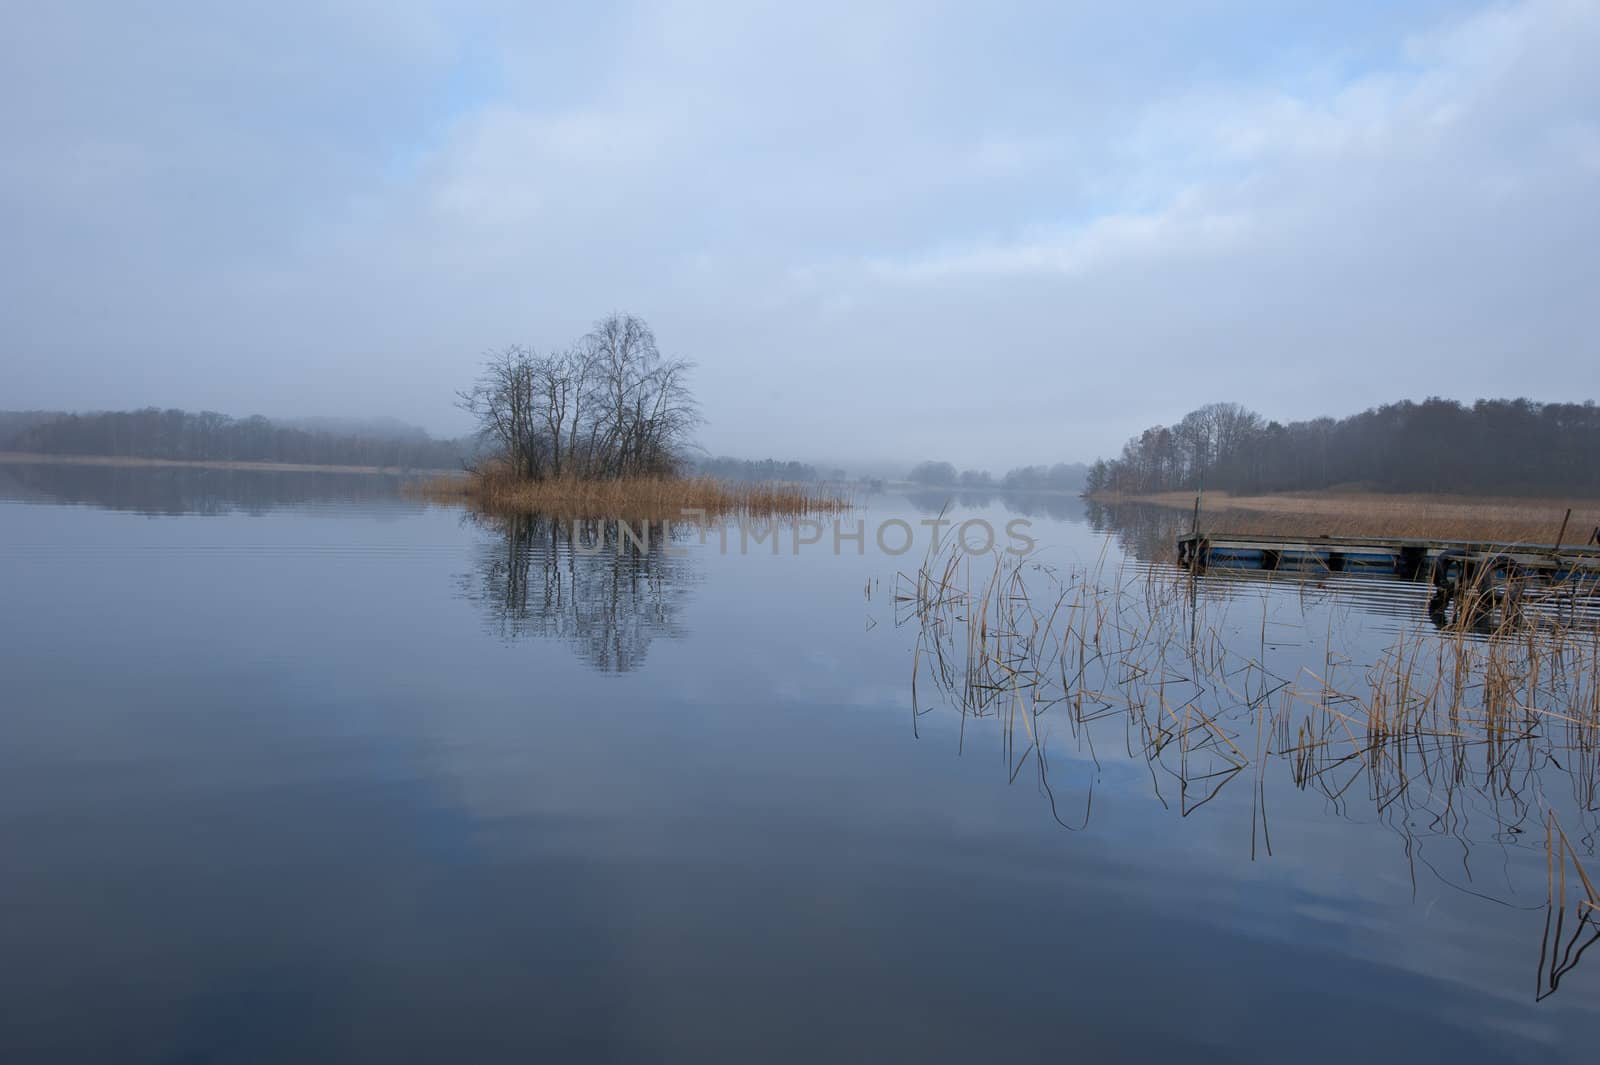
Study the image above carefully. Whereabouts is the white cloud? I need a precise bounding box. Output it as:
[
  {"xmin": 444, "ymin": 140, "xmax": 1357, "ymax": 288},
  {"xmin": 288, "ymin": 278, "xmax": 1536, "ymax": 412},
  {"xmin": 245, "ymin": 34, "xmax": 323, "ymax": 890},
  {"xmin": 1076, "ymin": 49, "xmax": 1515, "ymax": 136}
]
[
  {"xmin": 862, "ymin": 198, "xmax": 1257, "ymax": 282},
  {"xmin": 848, "ymin": 0, "xmax": 1598, "ymax": 288},
  {"xmin": 2, "ymin": 0, "xmax": 1596, "ymax": 467}
]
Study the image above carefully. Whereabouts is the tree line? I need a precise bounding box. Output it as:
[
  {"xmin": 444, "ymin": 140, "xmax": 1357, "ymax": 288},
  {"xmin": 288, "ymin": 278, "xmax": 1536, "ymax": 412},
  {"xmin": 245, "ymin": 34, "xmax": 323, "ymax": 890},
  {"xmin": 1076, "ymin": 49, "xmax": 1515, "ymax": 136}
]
[
  {"xmin": 692, "ymin": 456, "xmax": 833, "ymax": 483},
  {"xmin": 907, "ymin": 460, "xmax": 1087, "ymax": 493},
  {"xmin": 0, "ymin": 410, "xmax": 65, "ymax": 446},
  {"xmin": 1086, "ymin": 398, "xmax": 1600, "ymax": 496},
  {"xmin": 460, "ymin": 313, "xmax": 696, "ymax": 481},
  {"xmin": 5, "ymin": 408, "xmax": 470, "ymax": 469}
]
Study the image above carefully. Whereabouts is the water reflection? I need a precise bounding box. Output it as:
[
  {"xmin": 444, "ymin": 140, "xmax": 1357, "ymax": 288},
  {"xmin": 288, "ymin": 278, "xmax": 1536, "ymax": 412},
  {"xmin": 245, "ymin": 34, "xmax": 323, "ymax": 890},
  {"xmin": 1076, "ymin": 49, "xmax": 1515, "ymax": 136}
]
[
  {"xmin": 903, "ymin": 488, "xmax": 1087, "ymax": 522},
  {"xmin": 5, "ymin": 471, "xmax": 1600, "ymax": 1057},
  {"xmin": 898, "ymin": 538, "xmax": 1600, "ymax": 997},
  {"xmin": 1542, "ymin": 904, "xmax": 1600, "ymax": 1001},
  {"xmin": 0, "ymin": 460, "xmax": 418, "ymax": 517},
  {"xmin": 458, "ymin": 512, "xmax": 695, "ymax": 672},
  {"xmin": 1085, "ymin": 498, "xmax": 1187, "ymax": 560}
]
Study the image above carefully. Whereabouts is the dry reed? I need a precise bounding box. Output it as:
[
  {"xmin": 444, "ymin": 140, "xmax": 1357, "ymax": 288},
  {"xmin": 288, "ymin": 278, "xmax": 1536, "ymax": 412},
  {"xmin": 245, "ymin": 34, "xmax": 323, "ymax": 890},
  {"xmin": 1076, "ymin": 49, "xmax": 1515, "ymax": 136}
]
[
  {"xmin": 409, "ymin": 463, "xmax": 849, "ymax": 519},
  {"xmin": 1116, "ymin": 490, "xmax": 1600, "ymax": 543},
  {"xmin": 898, "ymin": 535, "xmax": 1600, "ymax": 882}
]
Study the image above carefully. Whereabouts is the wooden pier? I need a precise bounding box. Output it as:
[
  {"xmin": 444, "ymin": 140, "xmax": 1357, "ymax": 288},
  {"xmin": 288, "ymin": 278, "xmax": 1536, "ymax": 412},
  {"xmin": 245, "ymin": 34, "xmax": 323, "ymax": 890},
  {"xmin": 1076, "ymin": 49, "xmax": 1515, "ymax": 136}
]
[{"xmin": 1176, "ymin": 532, "xmax": 1600, "ymax": 583}]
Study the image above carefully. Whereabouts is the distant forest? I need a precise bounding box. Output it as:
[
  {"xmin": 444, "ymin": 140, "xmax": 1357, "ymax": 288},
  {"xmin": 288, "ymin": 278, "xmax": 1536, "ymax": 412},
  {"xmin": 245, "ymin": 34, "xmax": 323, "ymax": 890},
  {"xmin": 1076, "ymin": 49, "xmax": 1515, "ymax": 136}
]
[
  {"xmin": 908, "ymin": 460, "xmax": 1088, "ymax": 493},
  {"xmin": 691, "ymin": 456, "xmax": 844, "ymax": 483},
  {"xmin": 1087, "ymin": 398, "xmax": 1600, "ymax": 497},
  {"xmin": 0, "ymin": 410, "xmax": 852, "ymax": 483},
  {"xmin": 2, "ymin": 408, "xmax": 471, "ymax": 470}
]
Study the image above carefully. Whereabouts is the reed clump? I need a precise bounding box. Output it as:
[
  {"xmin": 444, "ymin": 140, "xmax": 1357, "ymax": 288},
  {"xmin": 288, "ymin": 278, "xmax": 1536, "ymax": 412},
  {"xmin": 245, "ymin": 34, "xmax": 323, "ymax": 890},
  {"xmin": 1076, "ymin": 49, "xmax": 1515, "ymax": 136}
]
[
  {"xmin": 895, "ymin": 534, "xmax": 1600, "ymax": 993},
  {"xmin": 898, "ymin": 534, "xmax": 1600, "ymax": 858},
  {"xmin": 1124, "ymin": 490, "xmax": 1600, "ymax": 543},
  {"xmin": 410, "ymin": 462, "xmax": 849, "ymax": 519}
]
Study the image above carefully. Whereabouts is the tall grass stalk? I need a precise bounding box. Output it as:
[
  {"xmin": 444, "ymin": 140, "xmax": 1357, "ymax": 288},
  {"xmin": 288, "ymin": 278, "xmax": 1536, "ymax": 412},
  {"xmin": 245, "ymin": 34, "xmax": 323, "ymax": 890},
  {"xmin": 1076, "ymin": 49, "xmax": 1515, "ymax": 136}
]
[{"xmin": 410, "ymin": 462, "xmax": 850, "ymax": 519}]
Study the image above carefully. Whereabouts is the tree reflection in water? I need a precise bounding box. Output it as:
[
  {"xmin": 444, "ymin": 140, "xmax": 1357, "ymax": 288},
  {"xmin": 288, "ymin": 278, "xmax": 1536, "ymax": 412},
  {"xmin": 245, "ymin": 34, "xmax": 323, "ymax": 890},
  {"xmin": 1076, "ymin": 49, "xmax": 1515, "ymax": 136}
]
[
  {"xmin": 459, "ymin": 512, "xmax": 695, "ymax": 672},
  {"xmin": 1085, "ymin": 499, "xmax": 1190, "ymax": 561},
  {"xmin": 903, "ymin": 488, "xmax": 1087, "ymax": 522}
]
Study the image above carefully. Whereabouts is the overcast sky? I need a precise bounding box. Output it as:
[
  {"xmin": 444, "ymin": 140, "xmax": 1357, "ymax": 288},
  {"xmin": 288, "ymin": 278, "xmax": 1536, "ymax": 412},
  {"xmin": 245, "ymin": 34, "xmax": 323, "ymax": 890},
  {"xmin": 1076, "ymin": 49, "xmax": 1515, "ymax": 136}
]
[{"xmin": 3, "ymin": 0, "xmax": 1596, "ymax": 469}]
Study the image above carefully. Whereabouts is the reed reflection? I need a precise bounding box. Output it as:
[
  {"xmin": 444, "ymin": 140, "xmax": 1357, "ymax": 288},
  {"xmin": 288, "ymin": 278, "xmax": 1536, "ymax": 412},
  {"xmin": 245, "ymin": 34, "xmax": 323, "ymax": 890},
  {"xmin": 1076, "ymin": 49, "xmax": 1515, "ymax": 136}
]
[
  {"xmin": 897, "ymin": 536, "xmax": 1600, "ymax": 998},
  {"xmin": 459, "ymin": 512, "xmax": 695, "ymax": 672}
]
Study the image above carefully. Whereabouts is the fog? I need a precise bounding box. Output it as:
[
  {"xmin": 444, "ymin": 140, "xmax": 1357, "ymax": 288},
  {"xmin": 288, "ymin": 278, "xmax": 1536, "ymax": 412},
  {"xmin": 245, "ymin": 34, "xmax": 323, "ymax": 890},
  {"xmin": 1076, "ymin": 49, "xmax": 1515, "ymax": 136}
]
[{"xmin": 3, "ymin": 1, "xmax": 1596, "ymax": 469}]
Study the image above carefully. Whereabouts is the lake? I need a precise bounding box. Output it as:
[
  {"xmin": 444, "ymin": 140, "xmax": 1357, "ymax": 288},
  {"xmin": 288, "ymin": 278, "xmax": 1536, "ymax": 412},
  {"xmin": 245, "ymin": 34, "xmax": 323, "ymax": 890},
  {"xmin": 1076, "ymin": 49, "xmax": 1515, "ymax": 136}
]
[{"xmin": 2, "ymin": 463, "xmax": 1597, "ymax": 1063}]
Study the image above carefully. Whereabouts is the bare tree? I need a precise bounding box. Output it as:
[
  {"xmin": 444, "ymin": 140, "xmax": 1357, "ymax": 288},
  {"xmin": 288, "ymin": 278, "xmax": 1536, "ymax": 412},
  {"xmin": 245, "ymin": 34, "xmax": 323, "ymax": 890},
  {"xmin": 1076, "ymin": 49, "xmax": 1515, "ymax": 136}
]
[
  {"xmin": 460, "ymin": 316, "xmax": 699, "ymax": 482},
  {"xmin": 578, "ymin": 313, "xmax": 698, "ymax": 478},
  {"xmin": 529, "ymin": 347, "xmax": 590, "ymax": 478},
  {"xmin": 458, "ymin": 346, "xmax": 544, "ymax": 478}
]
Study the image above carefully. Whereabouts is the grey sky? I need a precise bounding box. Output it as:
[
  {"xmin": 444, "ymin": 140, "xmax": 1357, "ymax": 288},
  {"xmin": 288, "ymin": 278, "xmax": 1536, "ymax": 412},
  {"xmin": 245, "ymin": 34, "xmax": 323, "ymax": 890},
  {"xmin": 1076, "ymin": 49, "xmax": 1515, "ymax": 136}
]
[{"xmin": 3, "ymin": 0, "xmax": 1596, "ymax": 469}]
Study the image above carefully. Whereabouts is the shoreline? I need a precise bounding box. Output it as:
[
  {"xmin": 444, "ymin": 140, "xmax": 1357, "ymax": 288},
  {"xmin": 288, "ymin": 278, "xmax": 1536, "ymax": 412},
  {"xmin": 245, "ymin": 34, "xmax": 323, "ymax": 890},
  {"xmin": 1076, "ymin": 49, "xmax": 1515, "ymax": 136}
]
[
  {"xmin": 1086, "ymin": 488, "xmax": 1599, "ymax": 509},
  {"xmin": 0, "ymin": 452, "xmax": 461, "ymax": 477},
  {"xmin": 1087, "ymin": 488, "xmax": 1600, "ymax": 543}
]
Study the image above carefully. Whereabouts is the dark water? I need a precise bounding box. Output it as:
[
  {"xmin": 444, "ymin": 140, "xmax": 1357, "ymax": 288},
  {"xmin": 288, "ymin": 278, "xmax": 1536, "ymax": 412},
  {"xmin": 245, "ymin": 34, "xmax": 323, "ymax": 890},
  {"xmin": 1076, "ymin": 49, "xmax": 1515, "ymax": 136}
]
[{"xmin": 2, "ymin": 464, "xmax": 1597, "ymax": 1063}]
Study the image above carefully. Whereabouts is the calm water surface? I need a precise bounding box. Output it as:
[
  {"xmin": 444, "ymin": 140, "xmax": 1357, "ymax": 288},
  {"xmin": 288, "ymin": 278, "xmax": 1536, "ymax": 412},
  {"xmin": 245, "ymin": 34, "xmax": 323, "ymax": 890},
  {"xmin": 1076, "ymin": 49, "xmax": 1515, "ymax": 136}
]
[{"xmin": 2, "ymin": 464, "xmax": 1597, "ymax": 1063}]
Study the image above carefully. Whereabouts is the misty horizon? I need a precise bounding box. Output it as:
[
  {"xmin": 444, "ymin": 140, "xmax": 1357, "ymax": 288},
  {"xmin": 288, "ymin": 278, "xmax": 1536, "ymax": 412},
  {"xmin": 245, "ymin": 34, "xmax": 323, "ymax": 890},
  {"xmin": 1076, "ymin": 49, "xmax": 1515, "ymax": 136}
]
[{"xmin": 5, "ymin": 1, "xmax": 1597, "ymax": 470}]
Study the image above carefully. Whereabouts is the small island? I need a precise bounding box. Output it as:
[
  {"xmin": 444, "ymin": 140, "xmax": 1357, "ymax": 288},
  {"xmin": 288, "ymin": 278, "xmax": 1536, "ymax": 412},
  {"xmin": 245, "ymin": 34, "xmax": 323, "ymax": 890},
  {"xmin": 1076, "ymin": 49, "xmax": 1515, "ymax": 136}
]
[{"xmin": 416, "ymin": 312, "xmax": 845, "ymax": 519}]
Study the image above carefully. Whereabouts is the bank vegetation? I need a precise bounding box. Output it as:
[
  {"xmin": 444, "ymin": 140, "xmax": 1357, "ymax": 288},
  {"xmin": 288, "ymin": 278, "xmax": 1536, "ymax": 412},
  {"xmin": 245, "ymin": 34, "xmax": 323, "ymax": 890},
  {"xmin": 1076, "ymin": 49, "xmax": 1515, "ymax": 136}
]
[
  {"xmin": 1103, "ymin": 489, "xmax": 1600, "ymax": 544},
  {"xmin": 422, "ymin": 313, "xmax": 846, "ymax": 518},
  {"xmin": 1087, "ymin": 398, "xmax": 1600, "ymax": 498}
]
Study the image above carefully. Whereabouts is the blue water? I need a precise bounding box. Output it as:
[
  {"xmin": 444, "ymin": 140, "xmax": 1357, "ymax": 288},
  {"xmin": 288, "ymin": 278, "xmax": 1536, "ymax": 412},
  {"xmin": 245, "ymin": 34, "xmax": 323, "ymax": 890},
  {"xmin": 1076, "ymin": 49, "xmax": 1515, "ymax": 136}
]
[{"xmin": 1, "ymin": 463, "xmax": 1595, "ymax": 1063}]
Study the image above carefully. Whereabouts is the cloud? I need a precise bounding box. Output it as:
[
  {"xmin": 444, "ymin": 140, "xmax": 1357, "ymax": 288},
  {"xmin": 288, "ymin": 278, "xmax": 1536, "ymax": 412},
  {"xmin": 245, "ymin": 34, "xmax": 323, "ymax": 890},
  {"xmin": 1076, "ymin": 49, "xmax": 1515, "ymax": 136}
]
[
  {"xmin": 850, "ymin": 0, "xmax": 1598, "ymax": 285},
  {"xmin": 862, "ymin": 199, "xmax": 1258, "ymax": 282},
  {"xmin": 1, "ymin": 0, "xmax": 1595, "ymax": 468}
]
